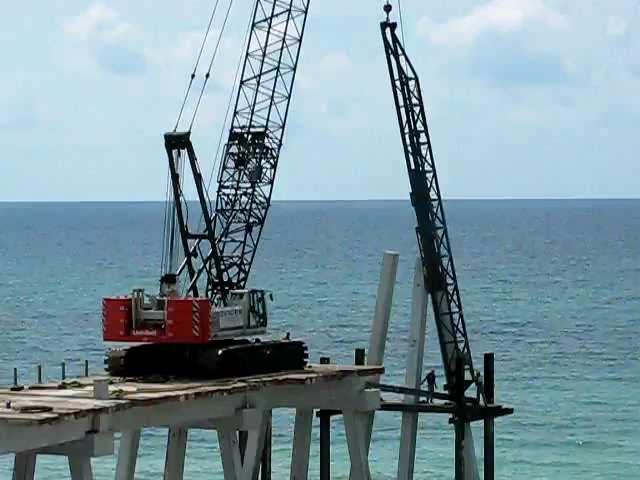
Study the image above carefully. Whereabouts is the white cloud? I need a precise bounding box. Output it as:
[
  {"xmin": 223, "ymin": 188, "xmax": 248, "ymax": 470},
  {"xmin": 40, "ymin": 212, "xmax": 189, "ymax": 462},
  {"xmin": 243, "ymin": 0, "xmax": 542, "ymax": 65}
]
[
  {"xmin": 63, "ymin": 3, "xmax": 122, "ymax": 41},
  {"xmin": 318, "ymin": 52, "xmax": 353, "ymax": 74},
  {"xmin": 146, "ymin": 31, "xmax": 202, "ymax": 68},
  {"xmin": 418, "ymin": 0, "xmax": 568, "ymax": 48},
  {"xmin": 62, "ymin": 3, "xmax": 146, "ymax": 76},
  {"xmin": 294, "ymin": 50, "xmax": 384, "ymax": 138},
  {"xmin": 298, "ymin": 51, "xmax": 352, "ymax": 91}
]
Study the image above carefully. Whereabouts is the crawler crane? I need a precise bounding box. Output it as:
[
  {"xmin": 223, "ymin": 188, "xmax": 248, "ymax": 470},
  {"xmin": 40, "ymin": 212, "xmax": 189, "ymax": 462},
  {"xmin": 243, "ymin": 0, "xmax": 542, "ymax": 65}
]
[{"xmin": 102, "ymin": 0, "xmax": 311, "ymax": 377}]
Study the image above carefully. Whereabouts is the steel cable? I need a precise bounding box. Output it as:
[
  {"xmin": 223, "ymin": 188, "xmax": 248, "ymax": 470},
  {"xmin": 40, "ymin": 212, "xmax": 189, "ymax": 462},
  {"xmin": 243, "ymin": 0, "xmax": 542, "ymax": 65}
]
[
  {"xmin": 398, "ymin": 0, "xmax": 406, "ymax": 46},
  {"xmin": 174, "ymin": 0, "xmax": 223, "ymax": 131},
  {"xmin": 198, "ymin": 0, "xmax": 256, "ymax": 231},
  {"xmin": 189, "ymin": 0, "xmax": 235, "ymax": 132}
]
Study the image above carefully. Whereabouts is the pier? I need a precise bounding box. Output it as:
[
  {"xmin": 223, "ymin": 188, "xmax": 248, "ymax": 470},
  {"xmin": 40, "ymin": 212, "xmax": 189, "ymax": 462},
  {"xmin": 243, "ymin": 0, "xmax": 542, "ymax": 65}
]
[
  {"xmin": 1, "ymin": 365, "xmax": 381, "ymax": 480},
  {"xmin": 1, "ymin": 251, "xmax": 513, "ymax": 479}
]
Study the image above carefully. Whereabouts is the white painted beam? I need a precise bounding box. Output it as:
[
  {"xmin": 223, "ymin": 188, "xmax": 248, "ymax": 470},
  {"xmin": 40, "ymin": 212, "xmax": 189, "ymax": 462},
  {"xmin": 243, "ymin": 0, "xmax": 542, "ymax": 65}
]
[
  {"xmin": 1, "ymin": 418, "xmax": 93, "ymax": 455},
  {"xmin": 248, "ymin": 376, "xmax": 378, "ymax": 411},
  {"xmin": 187, "ymin": 408, "xmax": 264, "ymax": 431},
  {"xmin": 398, "ymin": 257, "xmax": 428, "ymax": 480},
  {"xmin": 37, "ymin": 433, "xmax": 114, "ymax": 457},
  {"xmin": 104, "ymin": 395, "xmax": 242, "ymax": 432},
  {"xmin": 289, "ymin": 409, "xmax": 312, "ymax": 480},
  {"xmin": 115, "ymin": 430, "xmax": 141, "ymax": 480}
]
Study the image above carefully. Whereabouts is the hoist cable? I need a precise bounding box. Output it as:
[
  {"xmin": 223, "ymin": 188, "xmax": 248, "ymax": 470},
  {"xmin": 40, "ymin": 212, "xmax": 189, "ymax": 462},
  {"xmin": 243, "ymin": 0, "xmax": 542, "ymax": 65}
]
[
  {"xmin": 164, "ymin": 0, "xmax": 223, "ymax": 277},
  {"xmin": 398, "ymin": 0, "xmax": 406, "ymax": 47},
  {"xmin": 189, "ymin": 0, "xmax": 235, "ymax": 132},
  {"xmin": 197, "ymin": 0, "xmax": 254, "ymax": 231},
  {"xmin": 160, "ymin": 168, "xmax": 171, "ymax": 275},
  {"xmin": 207, "ymin": 0, "xmax": 254, "ymax": 193},
  {"xmin": 174, "ymin": 0, "xmax": 223, "ymax": 132}
]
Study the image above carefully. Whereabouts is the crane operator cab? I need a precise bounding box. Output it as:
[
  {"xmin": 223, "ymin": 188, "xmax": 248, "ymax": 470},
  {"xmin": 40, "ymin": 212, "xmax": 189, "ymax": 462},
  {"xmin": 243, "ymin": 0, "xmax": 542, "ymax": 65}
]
[{"xmin": 212, "ymin": 289, "xmax": 270, "ymax": 336}]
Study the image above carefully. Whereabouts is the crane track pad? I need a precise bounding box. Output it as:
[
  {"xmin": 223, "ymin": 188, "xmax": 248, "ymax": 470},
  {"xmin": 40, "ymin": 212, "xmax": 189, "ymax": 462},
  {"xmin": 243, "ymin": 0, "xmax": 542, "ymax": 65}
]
[{"xmin": 106, "ymin": 339, "xmax": 308, "ymax": 379}]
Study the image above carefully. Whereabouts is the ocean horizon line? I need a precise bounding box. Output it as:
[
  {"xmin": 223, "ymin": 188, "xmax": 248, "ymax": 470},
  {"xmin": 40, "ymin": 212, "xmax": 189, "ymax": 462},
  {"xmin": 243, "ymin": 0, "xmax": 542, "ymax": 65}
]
[{"xmin": 0, "ymin": 196, "xmax": 639, "ymax": 204}]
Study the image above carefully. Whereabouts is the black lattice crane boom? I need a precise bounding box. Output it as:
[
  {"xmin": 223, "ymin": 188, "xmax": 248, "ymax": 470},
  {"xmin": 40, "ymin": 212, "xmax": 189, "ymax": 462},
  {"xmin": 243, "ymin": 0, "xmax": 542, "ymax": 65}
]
[
  {"xmin": 168, "ymin": 0, "xmax": 310, "ymax": 306},
  {"xmin": 213, "ymin": 0, "xmax": 310, "ymax": 291},
  {"xmin": 381, "ymin": 13, "xmax": 474, "ymax": 396}
]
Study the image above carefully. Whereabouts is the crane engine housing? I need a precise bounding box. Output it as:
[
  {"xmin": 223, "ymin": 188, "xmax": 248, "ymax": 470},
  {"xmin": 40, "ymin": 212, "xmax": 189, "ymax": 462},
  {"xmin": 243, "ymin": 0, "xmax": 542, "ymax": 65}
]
[{"xmin": 102, "ymin": 288, "xmax": 268, "ymax": 344}]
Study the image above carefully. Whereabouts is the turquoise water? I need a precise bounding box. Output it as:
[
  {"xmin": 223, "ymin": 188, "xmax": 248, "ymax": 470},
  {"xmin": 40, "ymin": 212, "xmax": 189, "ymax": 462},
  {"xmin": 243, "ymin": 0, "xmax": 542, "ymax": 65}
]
[{"xmin": 0, "ymin": 200, "xmax": 638, "ymax": 479}]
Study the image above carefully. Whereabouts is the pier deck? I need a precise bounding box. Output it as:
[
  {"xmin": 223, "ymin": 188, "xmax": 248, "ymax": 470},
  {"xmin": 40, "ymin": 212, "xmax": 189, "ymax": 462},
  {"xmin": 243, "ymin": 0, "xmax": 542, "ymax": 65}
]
[{"xmin": 0, "ymin": 364, "xmax": 383, "ymax": 480}]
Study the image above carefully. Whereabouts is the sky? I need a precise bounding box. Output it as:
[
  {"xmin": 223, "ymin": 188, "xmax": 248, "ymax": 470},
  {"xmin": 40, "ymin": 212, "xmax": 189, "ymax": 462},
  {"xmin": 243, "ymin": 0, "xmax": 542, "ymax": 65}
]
[{"xmin": 1, "ymin": 0, "xmax": 639, "ymax": 201}]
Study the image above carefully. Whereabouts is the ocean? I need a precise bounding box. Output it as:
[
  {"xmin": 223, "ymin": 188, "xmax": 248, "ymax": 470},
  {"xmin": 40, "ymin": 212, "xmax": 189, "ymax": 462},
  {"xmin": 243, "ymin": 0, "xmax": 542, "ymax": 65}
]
[{"xmin": 0, "ymin": 200, "xmax": 638, "ymax": 479}]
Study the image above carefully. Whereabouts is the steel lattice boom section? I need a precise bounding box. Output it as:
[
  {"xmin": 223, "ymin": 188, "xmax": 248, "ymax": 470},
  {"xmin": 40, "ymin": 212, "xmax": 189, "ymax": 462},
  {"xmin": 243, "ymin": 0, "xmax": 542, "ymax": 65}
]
[
  {"xmin": 381, "ymin": 20, "xmax": 474, "ymax": 394},
  {"xmin": 212, "ymin": 0, "xmax": 310, "ymax": 291}
]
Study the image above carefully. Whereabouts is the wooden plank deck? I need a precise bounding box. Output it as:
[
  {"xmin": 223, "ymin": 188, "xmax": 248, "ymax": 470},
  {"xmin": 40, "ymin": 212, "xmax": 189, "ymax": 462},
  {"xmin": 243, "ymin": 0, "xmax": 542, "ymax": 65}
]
[{"xmin": 0, "ymin": 365, "xmax": 383, "ymax": 426}]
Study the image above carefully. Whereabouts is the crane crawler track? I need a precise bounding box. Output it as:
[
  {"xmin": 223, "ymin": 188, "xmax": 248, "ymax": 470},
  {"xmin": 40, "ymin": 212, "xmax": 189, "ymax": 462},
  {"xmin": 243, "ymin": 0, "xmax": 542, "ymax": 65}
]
[{"xmin": 106, "ymin": 340, "xmax": 308, "ymax": 379}]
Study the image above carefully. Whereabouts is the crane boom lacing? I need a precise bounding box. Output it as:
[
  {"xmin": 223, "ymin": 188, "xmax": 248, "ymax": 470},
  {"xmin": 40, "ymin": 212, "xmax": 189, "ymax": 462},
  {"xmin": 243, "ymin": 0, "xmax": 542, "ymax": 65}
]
[{"xmin": 381, "ymin": 16, "xmax": 474, "ymax": 394}]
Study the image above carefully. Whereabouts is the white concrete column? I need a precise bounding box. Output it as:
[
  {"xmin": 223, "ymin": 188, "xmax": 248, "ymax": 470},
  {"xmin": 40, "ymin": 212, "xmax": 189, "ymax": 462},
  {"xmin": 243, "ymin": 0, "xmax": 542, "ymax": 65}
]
[
  {"xmin": 68, "ymin": 454, "xmax": 94, "ymax": 480},
  {"xmin": 217, "ymin": 411, "xmax": 269, "ymax": 480},
  {"xmin": 115, "ymin": 430, "xmax": 141, "ymax": 480},
  {"xmin": 164, "ymin": 427, "xmax": 188, "ymax": 480},
  {"xmin": 13, "ymin": 452, "xmax": 36, "ymax": 480},
  {"xmin": 289, "ymin": 409, "xmax": 313, "ymax": 480},
  {"xmin": 239, "ymin": 411, "xmax": 269, "ymax": 480},
  {"xmin": 354, "ymin": 250, "xmax": 399, "ymax": 480},
  {"xmin": 367, "ymin": 251, "xmax": 400, "ymax": 367},
  {"xmin": 344, "ymin": 411, "xmax": 371, "ymax": 480},
  {"xmin": 464, "ymin": 424, "xmax": 480, "ymax": 480},
  {"xmin": 218, "ymin": 426, "xmax": 242, "ymax": 480},
  {"xmin": 398, "ymin": 256, "xmax": 428, "ymax": 480}
]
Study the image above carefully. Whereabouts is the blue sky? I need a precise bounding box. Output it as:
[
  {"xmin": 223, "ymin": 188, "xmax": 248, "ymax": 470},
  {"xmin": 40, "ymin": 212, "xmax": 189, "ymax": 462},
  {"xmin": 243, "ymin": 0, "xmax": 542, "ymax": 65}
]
[{"xmin": 1, "ymin": 0, "xmax": 638, "ymax": 201}]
